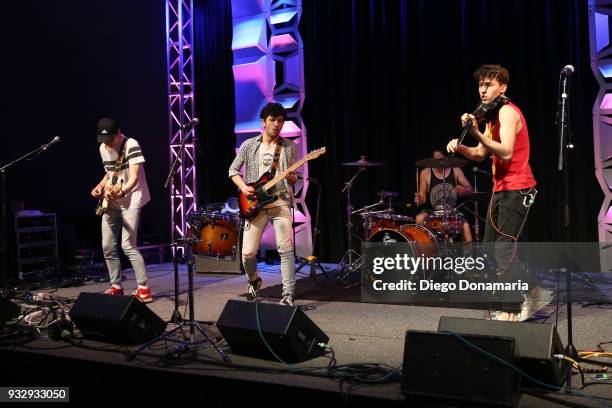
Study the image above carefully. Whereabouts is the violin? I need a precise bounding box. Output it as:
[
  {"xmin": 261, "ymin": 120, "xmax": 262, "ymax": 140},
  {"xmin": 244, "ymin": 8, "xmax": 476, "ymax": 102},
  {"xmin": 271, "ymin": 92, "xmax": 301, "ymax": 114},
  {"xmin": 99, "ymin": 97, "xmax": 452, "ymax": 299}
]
[{"xmin": 454, "ymin": 95, "xmax": 510, "ymax": 151}]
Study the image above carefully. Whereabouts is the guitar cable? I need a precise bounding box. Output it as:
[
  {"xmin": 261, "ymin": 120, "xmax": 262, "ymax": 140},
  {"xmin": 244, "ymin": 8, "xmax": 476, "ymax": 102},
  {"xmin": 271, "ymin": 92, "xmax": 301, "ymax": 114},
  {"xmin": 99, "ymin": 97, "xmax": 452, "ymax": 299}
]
[{"xmin": 485, "ymin": 187, "xmax": 536, "ymax": 318}]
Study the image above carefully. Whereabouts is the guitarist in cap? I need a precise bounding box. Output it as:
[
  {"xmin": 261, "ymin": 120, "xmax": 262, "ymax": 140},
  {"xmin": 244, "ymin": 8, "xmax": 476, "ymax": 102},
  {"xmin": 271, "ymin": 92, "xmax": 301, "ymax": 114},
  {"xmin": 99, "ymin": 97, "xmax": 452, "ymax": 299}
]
[
  {"xmin": 90, "ymin": 117, "xmax": 152, "ymax": 302},
  {"xmin": 229, "ymin": 103, "xmax": 298, "ymax": 305}
]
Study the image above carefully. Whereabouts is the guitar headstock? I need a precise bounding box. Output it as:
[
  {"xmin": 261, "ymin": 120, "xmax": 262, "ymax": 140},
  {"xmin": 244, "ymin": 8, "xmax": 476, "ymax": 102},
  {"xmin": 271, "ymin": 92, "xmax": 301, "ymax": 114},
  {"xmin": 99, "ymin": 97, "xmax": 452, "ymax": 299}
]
[{"xmin": 305, "ymin": 147, "xmax": 326, "ymax": 160}]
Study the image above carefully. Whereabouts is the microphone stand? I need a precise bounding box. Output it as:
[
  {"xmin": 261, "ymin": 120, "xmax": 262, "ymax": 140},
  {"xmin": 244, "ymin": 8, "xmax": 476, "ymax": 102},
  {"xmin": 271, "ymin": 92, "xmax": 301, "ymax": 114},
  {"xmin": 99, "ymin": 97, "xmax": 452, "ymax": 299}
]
[
  {"xmin": 163, "ymin": 123, "xmax": 196, "ymax": 323},
  {"xmin": 128, "ymin": 122, "xmax": 230, "ymax": 363},
  {"xmin": 557, "ymin": 70, "xmax": 576, "ymax": 392},
  {"xmin": 1, "ymin": 140, "xmax": 56, "ymax": 293}
]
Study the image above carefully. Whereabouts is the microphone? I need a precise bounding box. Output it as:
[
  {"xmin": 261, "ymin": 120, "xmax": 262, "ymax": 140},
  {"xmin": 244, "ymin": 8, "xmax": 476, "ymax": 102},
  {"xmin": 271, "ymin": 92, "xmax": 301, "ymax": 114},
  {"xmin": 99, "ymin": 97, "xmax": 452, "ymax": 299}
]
[
  {"xmin": 561, "ymin": 65, "xmax": 574, "ymax": 76},
  {"xmin": 181, "ymin": 118, "xmax": 200, "ymax": 129},
  {"xmin": 473, "ymin": 166, "xmax": 491, "ymax": 177},
  {"xmin": 42, "ymin": 136, "xmax": 61, "ymax": 151}
]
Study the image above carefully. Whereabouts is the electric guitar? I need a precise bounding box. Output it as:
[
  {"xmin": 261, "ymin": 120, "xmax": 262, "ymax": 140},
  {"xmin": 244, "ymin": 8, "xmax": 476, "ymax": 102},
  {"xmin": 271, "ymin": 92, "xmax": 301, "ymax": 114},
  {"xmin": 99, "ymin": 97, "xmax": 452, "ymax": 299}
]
[
  {"xmin": 95, "ymin": 176, "xmax": 123, "ymax": 216},
  {"xmin": 238, "ymin": 147, "xmax": 326, "ymax": 220},
  {"xmin": 95, "ymin": 140, "xmax": 127, "ymax": 216}
]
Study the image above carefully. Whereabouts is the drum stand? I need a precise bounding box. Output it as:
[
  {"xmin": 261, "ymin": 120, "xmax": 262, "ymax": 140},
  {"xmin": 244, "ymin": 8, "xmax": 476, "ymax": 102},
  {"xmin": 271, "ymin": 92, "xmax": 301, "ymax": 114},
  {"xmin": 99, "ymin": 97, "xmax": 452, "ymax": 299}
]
[
  {"xmin": 127, "ymin": 238, "xmax": 231, "ymax": 363},
  {"xmin": 295, "ymin": 178, "xmax": 330, "ymax": 285},
  {"xmin": 337, "ymin": 166, "xmax": 366, "ymax": 281}
]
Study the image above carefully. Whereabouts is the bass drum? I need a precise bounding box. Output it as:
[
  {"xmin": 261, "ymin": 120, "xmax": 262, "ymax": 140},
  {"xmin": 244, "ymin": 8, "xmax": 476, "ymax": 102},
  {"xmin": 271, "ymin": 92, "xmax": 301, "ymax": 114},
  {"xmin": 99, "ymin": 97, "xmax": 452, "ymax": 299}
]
[
  {"xmin": 368, "ymin": 225, "xmax": 438, "ymax": 279},
  {"xmin": 189, "ymin": 211, "xmax": 240, "ymax": 258},
  {"xmin": 369, "ymin": 224, "xmax": 437, "ymax": 251}
]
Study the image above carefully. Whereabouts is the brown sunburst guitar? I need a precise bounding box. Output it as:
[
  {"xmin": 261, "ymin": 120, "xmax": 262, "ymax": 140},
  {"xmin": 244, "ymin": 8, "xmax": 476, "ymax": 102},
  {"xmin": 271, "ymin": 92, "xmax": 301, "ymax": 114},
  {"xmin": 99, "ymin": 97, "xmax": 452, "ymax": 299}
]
[{"xmin": 238, "ymin": 147, "xmax": 326, "ymax": 220}]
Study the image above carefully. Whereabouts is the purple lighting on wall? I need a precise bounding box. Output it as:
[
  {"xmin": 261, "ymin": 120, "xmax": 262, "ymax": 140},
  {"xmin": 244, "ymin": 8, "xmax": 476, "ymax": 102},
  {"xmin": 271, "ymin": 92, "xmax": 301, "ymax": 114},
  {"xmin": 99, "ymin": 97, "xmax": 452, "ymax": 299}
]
[{"xmin": 231, "ymin": 0, "xmax": 312, "ymax": 257}]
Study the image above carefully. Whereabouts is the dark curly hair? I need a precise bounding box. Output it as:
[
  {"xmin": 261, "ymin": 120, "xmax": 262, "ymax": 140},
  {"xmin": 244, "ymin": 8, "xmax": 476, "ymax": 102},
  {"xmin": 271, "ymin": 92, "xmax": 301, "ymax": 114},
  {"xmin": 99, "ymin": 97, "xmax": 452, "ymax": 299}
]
[
  {"xmin": 473, "ymin": 64, "xmax": 509, "ymax": 86},
  {"xmin": 259, "ymin": 102, "xmax": 287, "ymax": 121},
  {"xmin": 432, "ymin": 148, "xmax": 447, "ymax": 157}
]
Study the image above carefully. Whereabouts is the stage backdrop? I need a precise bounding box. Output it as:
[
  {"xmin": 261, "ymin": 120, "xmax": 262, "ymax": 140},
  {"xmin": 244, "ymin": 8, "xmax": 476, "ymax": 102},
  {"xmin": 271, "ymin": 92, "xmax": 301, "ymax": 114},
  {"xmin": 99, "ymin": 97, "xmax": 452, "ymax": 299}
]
[
  {"xmin": 194, "ymin": 0, "xmax": 599, "ymax": 263},
  {"xmin": 2, "ymin": 0, "xmax": 600, "ymax": 267}
]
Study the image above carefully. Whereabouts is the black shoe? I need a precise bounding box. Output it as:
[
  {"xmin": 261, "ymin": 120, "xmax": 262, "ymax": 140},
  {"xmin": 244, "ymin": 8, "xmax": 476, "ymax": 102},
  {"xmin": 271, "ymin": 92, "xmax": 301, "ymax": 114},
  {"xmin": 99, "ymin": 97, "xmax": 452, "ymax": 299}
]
[{"xmin": 247, "ymin": 277, "xmax": 263, "ymax": 300}]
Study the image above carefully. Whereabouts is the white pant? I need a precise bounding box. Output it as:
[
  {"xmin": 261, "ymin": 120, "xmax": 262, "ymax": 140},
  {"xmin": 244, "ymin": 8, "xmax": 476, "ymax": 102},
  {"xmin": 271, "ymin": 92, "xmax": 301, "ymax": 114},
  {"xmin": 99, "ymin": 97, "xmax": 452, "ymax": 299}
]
[
  {"xmin": 241, "ymin": 205, "xmax": 295, "ymax": 296},
  {"xmin": 101, "ymin": 207, "xmax": 147, "ymax": 286}
]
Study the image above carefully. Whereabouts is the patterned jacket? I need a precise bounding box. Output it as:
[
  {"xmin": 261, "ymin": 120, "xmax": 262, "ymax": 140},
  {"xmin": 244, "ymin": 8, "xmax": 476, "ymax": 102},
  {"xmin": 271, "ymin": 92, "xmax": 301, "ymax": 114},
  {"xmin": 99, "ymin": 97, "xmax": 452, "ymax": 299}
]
[{"xmin": 228, "ymin": 135, "xmax": 297, "ymax": 205}]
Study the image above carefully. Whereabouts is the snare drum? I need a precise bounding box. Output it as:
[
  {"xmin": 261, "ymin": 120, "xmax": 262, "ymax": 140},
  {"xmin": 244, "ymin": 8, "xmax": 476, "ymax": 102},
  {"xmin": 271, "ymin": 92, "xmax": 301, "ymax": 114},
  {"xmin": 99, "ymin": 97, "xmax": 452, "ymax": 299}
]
[
  {"xmin": 364, "ymin": 213, "xmax": 416, "ymax": 237},
  {"xmin": 424, "ymin": 211, "xmax": 466, "ymax": 238},
  {"xmin": 189, "ymin": 211, "xmax": 240, "ymax": 257}
]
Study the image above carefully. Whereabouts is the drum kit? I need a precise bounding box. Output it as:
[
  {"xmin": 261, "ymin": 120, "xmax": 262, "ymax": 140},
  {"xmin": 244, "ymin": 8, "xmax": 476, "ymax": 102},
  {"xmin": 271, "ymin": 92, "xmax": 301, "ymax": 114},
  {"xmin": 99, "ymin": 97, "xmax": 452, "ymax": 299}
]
[
  {"xmin": 187, "ymin": 199, "xmax": 241, "ymax": 259},
  {"xmin": 337, "ymin": 154, "xmax": 491, "ymax": 282}
]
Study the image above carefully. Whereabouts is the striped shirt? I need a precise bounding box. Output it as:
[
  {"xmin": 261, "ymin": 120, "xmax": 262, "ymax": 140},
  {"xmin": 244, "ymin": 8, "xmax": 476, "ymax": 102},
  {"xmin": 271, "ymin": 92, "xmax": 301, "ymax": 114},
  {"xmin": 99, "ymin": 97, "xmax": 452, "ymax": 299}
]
[{"xmin": 99, "ymin": 134, "xmax": 150, "ymax": 209}]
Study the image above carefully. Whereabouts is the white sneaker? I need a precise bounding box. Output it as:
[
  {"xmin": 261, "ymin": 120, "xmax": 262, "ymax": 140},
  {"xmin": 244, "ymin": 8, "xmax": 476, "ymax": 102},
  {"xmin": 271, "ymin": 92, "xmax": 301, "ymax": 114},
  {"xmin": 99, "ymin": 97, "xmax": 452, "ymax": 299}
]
[
  {"xmin": 519, "ymin": 286, "xmax": 553, "ymax": 322},
  {"xmin": 279, "ymin": 294, "xmax": 294, "ymax": 306}
]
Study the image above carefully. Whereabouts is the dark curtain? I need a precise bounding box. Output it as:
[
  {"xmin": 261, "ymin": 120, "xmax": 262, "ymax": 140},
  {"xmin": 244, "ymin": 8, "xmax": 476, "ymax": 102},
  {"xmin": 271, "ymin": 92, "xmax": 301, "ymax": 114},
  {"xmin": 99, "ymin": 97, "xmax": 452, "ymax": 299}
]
[
  {"xmin": 1, "ymin": 0, "xmax": 168, "ymax": 249},
  {"xmin": 299, "ymin": 0, "xmax": 599, "ymax": 262},
  {"xmin": 193, "ymin": 0, "xmax": 237, "ymax": 205}
]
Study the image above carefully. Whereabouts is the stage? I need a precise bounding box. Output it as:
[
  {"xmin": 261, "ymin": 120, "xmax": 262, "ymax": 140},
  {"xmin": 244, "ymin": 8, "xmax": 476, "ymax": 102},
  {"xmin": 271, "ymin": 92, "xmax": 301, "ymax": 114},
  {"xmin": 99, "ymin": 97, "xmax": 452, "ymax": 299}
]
[{"xmin": 2, "ymin": 262, "xmax": 612, "ymax": 407}]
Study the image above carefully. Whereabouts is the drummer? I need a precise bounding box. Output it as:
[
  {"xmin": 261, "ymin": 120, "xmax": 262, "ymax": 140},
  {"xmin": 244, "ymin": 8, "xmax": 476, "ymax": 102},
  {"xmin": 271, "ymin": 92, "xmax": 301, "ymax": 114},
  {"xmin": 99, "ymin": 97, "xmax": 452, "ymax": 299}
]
[{"xmin": 414, "ymin": 149, "xmax": 473, "ymax": 242}]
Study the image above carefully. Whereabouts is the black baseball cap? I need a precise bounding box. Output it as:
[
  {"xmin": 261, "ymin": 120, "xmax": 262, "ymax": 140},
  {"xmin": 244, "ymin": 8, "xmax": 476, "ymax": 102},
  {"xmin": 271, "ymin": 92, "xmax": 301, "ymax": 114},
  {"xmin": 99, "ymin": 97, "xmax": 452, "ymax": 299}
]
[{"xmin": 97, "ymin": 117, "xmax": 119, "ymax": 143}]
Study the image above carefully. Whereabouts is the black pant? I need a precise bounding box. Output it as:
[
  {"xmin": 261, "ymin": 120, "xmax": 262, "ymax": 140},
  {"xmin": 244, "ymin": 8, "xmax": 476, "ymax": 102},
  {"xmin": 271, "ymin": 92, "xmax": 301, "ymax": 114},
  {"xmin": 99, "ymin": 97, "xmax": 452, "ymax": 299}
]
[{"xmin": 484, "ymin": 188, "xmax": 538, "ymax": 311}]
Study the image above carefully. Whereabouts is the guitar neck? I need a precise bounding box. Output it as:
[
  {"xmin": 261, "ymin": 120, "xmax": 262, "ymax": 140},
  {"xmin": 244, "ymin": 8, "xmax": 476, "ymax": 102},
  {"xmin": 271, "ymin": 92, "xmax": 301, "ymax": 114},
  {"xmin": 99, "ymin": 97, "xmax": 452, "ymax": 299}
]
[{"xmin": 263, "ymin": 157, "xmax": 308, "ymax": 191}]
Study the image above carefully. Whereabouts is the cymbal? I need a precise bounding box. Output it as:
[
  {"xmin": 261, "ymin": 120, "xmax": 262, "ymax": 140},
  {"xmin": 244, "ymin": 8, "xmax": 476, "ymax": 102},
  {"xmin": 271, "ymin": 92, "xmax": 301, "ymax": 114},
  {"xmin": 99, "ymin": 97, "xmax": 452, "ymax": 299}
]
[
  {"xmin": 341, "ymin": 158, "xmax": 384, "ymax": 167},
  {"xmin": 359, "ymin": 209, "xmax": 395, "ymax": 217},
  {"xmin": 415, "ymin": 157, "xmax": 468, "ymax": 168},
  {"xmin": 460, "ymin": 191, "xmax": 491, "ymax": 200}
]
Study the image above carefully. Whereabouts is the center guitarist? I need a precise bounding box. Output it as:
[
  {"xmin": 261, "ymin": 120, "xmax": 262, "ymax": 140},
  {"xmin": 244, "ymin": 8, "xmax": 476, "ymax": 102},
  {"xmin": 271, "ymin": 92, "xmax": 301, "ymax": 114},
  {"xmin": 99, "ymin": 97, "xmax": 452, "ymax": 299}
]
[{"xmin": 228, "ymin": 103, "xmax": 298, "ymax": 306}]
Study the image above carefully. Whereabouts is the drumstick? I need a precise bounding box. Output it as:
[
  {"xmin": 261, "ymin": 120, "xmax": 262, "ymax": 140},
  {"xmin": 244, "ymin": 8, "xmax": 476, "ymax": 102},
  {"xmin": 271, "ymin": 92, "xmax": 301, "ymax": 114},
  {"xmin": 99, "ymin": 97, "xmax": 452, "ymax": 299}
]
[{"xmin": 413, "ymin": 168, "xmax": 420, "ymax": 206}]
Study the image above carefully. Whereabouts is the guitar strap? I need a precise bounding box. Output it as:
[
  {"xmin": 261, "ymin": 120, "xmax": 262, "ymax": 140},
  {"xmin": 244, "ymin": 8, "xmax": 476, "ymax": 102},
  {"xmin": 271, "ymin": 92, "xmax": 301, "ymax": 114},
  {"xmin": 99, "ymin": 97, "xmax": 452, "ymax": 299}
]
[
  {"xmin": 269, "ymin": 138, "xmax": 283, "ymax": 178},
  {"xmin": 110, "ymin": 138, "xmax": 128, "ymax": 185}
]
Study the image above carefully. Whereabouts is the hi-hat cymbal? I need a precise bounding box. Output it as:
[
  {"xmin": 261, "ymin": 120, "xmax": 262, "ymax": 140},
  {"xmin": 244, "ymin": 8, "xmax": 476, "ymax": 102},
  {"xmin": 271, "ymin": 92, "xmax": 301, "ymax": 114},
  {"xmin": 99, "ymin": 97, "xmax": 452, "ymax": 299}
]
[
  {"xmin": 341, "ymin": 157, "xmax": 384, "ymax": 167},
  {"xmin": 415, "ymin": 157, "xmax": 468, "ymax": 168}
]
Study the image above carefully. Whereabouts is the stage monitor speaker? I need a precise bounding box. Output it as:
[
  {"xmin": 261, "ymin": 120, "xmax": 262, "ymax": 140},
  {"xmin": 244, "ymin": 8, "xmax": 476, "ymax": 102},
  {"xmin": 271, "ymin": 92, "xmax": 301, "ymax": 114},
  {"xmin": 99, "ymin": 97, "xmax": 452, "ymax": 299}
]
[
  {"xmin": 438, "ymin": 316, "xmax": 567, "ymax": 389},
  {"xmin": 402, "ymin": 330, "xmax": 520, "ymax": 407},
  {"xmin": 216, "ymin": 299, "xmax": 329, "ymax": 363},
  {"xmin": 69, "ymin": 292, "xmax": 166, "ymax": 345},
  {"xmin": 0, "ymin": 297, "xmax": 21, "ymax": 330},
  {"xmin": 195, "ymin": 255, "xmax": 242, "ymax": 274}
]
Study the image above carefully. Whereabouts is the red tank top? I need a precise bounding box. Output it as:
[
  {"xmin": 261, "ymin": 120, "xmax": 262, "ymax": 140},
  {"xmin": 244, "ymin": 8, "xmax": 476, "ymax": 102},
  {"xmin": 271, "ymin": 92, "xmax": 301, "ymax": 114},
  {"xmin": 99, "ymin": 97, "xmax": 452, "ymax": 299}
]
[{"xmin": 487, "ymin": 102, "xmax": 537, "ymax": 192}]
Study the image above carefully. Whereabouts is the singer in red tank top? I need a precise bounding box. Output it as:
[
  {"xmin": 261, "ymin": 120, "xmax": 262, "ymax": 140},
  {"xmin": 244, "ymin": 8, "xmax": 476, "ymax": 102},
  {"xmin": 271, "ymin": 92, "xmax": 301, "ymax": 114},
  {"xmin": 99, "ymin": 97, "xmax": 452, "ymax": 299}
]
[
  {"xmin": 446, "ymin": 64, "xmax": 544, "ymax": 321},
  {"xmin": 488, "ymin": 102, "xmax": 536, "ymax": 192}
]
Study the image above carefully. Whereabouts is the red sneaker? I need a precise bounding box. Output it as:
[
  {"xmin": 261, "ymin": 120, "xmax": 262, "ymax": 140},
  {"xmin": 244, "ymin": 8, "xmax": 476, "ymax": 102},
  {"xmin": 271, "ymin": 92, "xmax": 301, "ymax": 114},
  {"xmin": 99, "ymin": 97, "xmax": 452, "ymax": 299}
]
[
  {"xmin": 104, "ymin": 286, "xmax": 124, "ymax": 296},
  {"xmin": 132, "ymin": 287, "xmax": 153, "ymax": 303}
]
